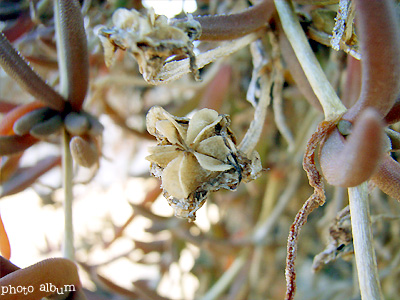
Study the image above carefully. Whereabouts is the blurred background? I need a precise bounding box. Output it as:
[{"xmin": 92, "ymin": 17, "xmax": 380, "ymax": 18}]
[{"xmin": 1, "ymin": 1, "xmax": 400, "ymax": 299}]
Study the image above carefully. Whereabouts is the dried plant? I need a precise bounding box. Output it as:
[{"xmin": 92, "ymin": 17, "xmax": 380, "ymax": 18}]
[
  {"xmin": 1, "ymin": 0, "xmax": 400, "ymax": 300},
  {"xmin": 146, "ymin": 106, "xmax": 261, "ymax": 221}
]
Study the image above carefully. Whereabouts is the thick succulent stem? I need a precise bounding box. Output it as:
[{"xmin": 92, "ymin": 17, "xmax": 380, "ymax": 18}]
[
  {"xmin": 195, "ymin": 0, "xmax": 274, "ymax": 41},
  {"xmin": 0, "ymin": 33, "xmax": 66, "ymax": 111},
  {"xmin": 54, "ymin": 0, "xmax": 89, "ymax": 111}
]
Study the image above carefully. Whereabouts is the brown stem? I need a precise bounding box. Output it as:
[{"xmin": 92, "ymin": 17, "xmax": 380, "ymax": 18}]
[
  {"xmin": 0, "ymin": 33, "xmax": 66, "ymax": 111},
  {"xmin": 371, "ymin": 154, "xmax": 400, "ymax": 201},
  {"xmin": 344, "ymin": 0, "xmax": 400, "ymax": 121},
  {"xmin": 0, "ymin": 101, "xmax": 18, "ymax": 113},
  {"xmin": 0, "ymin": 101, "xmax": 45, "ymax": 135},
  {"xmin": 55, "ymin": 0, "xmax": 89, "ymax": 111},
  {"xmin": 0, "ymin": 256, "xmax": 20, "ymax": 278},
  {"xmin": 0, "ymin": 134, "xmax": 37, "ymax": 156},
  {"xmin": 320, "ymin": 108, "xmax": 384, "ymax": 187},
  {"xmin": 384, "ymin": 95, "xmax": 400, "ymax": 125},
  {"xmin": 0, "ymin": 156, "xmax": 61, "ymax": 197},
  {"xmin": 285, "ymin": 120, "xmax": 335, "ymax": 300},
  {"xmin": 342, "ymin": 55, "xmax": 361, "ymax": 109},
  {"xmin": 195, "ymin": 0, "xmax": 274, "ymax": 41},
  {"xmin": 2, "ymin": 11, "xmax": 34, "ymax": 42}
]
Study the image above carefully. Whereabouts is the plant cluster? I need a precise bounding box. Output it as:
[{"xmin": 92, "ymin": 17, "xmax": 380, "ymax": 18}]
[{"xmin": 0, "ymin": 0, "xmax": 400, "ymax": 300}]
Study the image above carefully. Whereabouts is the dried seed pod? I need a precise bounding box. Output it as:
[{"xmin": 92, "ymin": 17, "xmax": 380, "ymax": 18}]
[
  {"xmin": 69, "ymin": 136, "xmax": 99, "ymax": 168},
  {"xmin": 29, "ymin": 115, "xmax": 63, "ymax": 138},
  {"xmin": 13, "ymin": 108, "xmax": 57, "ymax": 136},
  {"xmin": 98, "ymin": 8, "xmax": 201, "ymax": 81},
  {"xmin": 64, "ymin": 112, "xmax": 90, "ymax": 136},
  {"xmin": 146, "ymin": 106, "xmax": 262, "ymax": 221}
]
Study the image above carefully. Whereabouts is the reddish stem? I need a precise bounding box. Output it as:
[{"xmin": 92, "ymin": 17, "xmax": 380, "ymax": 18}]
[
  {"xmin": 320, "ymin": 108, "xmax": 384, "ymax": 187},
  {"xmin": 344, "ymin": 0, "xmax": 400, "ymax": 121},
  {"xmin": 0, "ymin": 101, "xmax": 45, "ymax": 135},
  {"xmin": 195, "ymin": 0, "xmax": 275, "ymax": 41},
  {"xmin": 3, "ymin": 11, "xmax": 34, "ymax": 42},
  {"xmin": 342, "ymin": 56, "xmax": 361, "ymax": 109},
  {"xmin": 56, "ymin": 0, "xmax": 89, "ymax": 111},
  {"xmin": 0, "ymin": 156, "xmax": 61, "ymax": 197},
  {"xmin": 0, "ymin": 134, "xmax": 37, "ymax": 156},
  {"xmin": 384, "ymin": 95, "xmax": 400, "ymax": 125},
  {"xmin": 371, "ymin": 154, "xmax": 400, "ymax": 201}
]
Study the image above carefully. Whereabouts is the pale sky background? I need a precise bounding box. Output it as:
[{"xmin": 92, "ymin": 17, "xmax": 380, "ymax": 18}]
[{"xmin": 143, "ymin": 0, "xmax": 197, "ymax": 18}]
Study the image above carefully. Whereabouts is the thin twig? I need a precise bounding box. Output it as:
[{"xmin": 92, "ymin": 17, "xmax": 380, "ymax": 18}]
[
  {"xmin": 274, "ymin": 0, "xmax": 346, "ymax": 120},
  {"xmin": 150, "ymin": 33, "xmax": 259, "ymax": 84},
  {"xmin": 199, "ymin": 250, "xmax": 249, "ymax": 300},
  {"xmin": 62, "ymin": 128, "xmax": 74, "ymax": 260},
  {"xmin": 348, "ymin": 183, "xmax": 383, "ymax": 300}
]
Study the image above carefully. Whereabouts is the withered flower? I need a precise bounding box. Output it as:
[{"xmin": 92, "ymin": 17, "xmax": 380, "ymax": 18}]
[
  {"xmin": 98, "ymin": 8, "xmax": 201, "ymax": 81},
  {"xmin": 146, "ymin": 106, "xmax": 262, "ymax": 221}
]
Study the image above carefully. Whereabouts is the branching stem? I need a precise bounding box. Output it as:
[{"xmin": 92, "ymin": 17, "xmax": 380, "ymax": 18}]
[{"xmin": 274, "ymin": 0, "xmax": 346, "ymax": 120}]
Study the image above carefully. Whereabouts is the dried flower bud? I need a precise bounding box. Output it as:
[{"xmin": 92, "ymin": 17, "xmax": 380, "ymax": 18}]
[
  {"xmin": 146, "ymin": 106, "xmax": 262, "ymax": 221},
  {"xmin": 98, "ymin": 8, "xmax": 201, "ymax": 81},
  {"xmin": 70, "ymin": 136, "xmax": 99, "ymax": 168}
]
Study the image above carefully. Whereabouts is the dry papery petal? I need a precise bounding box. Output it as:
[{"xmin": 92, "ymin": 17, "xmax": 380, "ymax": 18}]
[
  {"xmin": 193, "ymin": 152, "xmax": 233, "ymax": 172},
  {"xmin": 320, "ymin": 108, "xmax": 384, "ymax": 187},
  {"xmin": 186, "ymin": 109, "xmax": 219, "ymax": 145},
  {"xmin": 196, "ymin": 136, "xmax": 231, "ymax": 161},
  {"xmin": 161, "ymin": 153, "xmax": 209, "ymax": 199},
  {"xmin": 155, "ymin": 119, "xmax": 184, "ymax": 146},
  {"xmin": 146, "ymin": 106, "xmax": 187, "ymax": 142},
  {"xmin": 146, "ymin": 145, "xmax": 180, "ymax": 168},
  {"xmin": 146, "ymin": 106, "xmax": 262, "ymax": 221}
]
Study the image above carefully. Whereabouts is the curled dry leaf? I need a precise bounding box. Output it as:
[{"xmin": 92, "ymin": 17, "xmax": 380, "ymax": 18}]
[
  {"xmin": 146, "ymin": 106, "xmax": 262, "ymax": 221},
  {"xmin": 98, "ymin": 8, "xmax": 201, "ymax": 82}
]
